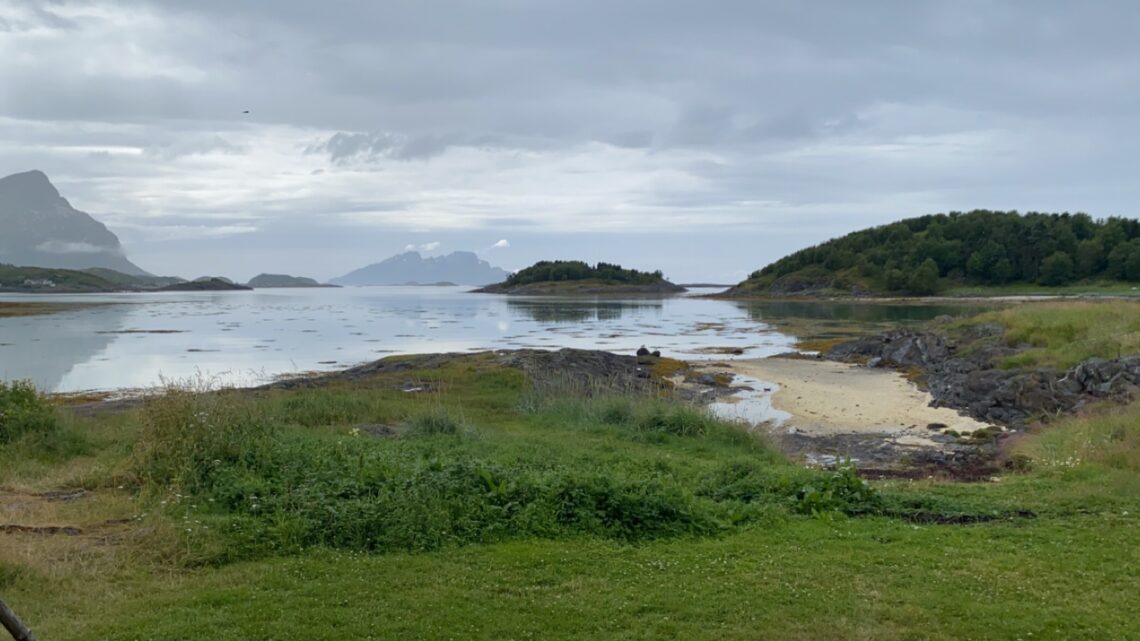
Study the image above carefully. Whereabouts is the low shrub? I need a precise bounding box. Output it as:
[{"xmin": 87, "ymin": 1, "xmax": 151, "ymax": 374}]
[
  {"xmin": 0, "ymin": 380, "xmax": 58, "ymax": 444},
  {"xmin": 132, "ymin": 384, "xmax": 273, "ymax": 492},
  {"xmin": 794, "ymin": 463, "xmax": 881, "ymax": 516}
]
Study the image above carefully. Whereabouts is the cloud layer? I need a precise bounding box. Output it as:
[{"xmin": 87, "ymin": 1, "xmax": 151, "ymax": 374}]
[{"xmin": 2, "ymin": 0, "xmax": 1138, "ymax": 280}]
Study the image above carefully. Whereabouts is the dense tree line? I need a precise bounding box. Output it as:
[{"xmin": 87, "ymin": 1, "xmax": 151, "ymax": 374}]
[
  {"xmin": 506, "ymin": 260, "xmax": 665, "ymax": 286},
  {"xmin": 751, "ymin": 210, "xmax": 1140, "ymax": 294}
]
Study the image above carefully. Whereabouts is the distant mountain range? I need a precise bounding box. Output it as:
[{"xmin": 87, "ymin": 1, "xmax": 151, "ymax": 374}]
[
  {"xmin": 0, "ymin": 170, "xmax": 149, "ymax": 275},
  {"xmin": 0, "ymin": 170, "xmax": 511, "ymax": 288},
  {"xmin": 330, "ymin": 251, "xmax": 510, "ymax": 286}
]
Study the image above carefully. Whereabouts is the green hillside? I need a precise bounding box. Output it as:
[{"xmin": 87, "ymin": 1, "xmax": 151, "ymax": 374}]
[
  {"xmin": 83, "ymin": 268, "xmax": 184, "ymax": 289},
  {"xmin": 0, "ymin": 264, "xmax": 121, "ymax": 292},
  {"xmin": 0, "ymin": 265, "xmax": 184, "ymax": 292},
  {"xmin": 730, "ymin": 210, "xmax": 1140, "ymax": 296}
]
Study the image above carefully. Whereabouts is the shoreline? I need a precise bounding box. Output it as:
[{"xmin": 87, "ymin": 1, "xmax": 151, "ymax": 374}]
[
  {"xmin": 711, "ymin": 356, "xmax": 990, "ymax": 435},
  {"xmin": 694, "ymin": 356, "xmax": 995, "ymax": 465},
  {"xmin": 706, "ymin": 292, "xmax": 1140, "ymax": 303}
]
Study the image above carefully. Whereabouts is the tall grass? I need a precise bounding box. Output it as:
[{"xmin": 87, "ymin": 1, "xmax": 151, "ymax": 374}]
[
  {"xmin": 132, "ymin": 379, "xmax": 273, "ymax": 493},
  {"xmin": 959, "ymin": 301, "xmax": 1140, "ymax": 368},
  {"xmin": 1015, "ymin": 400, "xmax": 1140, "ymax": 473},
  {"xmin": 123, "ymin": 375, "xmax": 883, "ymax": 564},
  {"xmin": 0, "ymin": 380, "xmax": 58, "ymax": 443},
  {"xmin": 403, "ymin": 405, "xmax": 466, "ymax": 436}
]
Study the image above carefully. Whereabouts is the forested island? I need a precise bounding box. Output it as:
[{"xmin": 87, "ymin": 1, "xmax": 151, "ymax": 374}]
[
  {"xmin": 474, "ymin": 260, "xmax": 686, "ymax": 294},
  {"xmin": 728, "ymin": 210, "xmax": 1140, "ymax": 297}
]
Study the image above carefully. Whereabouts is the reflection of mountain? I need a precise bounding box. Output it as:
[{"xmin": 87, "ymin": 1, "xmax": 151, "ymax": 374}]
[
  {"xmin": 507, "ymin": 299, "xmax": 663, "ymax": 323},
  {"xmin": 0, "ymin": 304, "xmax": 129, "ymax": 392}
]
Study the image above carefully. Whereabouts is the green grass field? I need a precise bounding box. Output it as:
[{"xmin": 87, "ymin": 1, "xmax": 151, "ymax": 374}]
[{"xmin": 1, "ymin": 305, "xmax": 1138, "ymax": 640}]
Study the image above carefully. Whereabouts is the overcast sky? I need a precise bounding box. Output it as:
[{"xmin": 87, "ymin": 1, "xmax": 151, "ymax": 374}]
[{"xmin": 2, "ymin": 0, "xmax": 1139, "ymax": 281}]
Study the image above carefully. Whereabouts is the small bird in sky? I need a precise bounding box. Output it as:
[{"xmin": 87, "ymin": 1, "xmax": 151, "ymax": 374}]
[{"xmin": 242, "ymin": 110, "xmax": 250, "ymax": 114}]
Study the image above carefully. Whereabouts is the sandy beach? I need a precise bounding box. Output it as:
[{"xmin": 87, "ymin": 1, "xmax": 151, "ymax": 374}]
[{"xmin": 704, "ymin": 356, "xmax": 991, "ymax": 439}]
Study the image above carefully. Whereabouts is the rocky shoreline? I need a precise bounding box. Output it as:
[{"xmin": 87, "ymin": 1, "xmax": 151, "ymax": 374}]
[{"xmin": 825, "ymin": 328, "xmax": 1140, "ymax": 427}]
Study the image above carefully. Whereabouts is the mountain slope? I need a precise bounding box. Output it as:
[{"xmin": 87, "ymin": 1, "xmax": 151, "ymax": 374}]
[
  {"xmin": 331, "ymin": 251, "xmax": 509, "ymax": 286},
  {"xmin": 727, "ymin": 210, "xmax": 1140, "ymax": 297},
  {"xmin": 0, "ymin": 170, "xmax": 149, "ymax": 275}
]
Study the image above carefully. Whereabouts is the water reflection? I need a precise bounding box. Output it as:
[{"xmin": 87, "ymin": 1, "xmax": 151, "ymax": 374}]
[
  {"xmin": 0, "ymin": 289, "xmax": 983, "ymax": 393},
  {"xmin": 0, "ymin": 304, "xmax": 130, "ymax": 391},
  {"xmin": 737, "ymin": 300, "xmax": 993, "ymax": 324},
  {"xmin": 507, "ymin": 299, "xmax": 664, "ymax": 323}
]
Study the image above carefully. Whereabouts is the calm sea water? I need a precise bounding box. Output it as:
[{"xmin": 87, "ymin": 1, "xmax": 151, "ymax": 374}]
[{"xmin": 0, "ymin": 287, "xmax": 981, "ymax": 393}]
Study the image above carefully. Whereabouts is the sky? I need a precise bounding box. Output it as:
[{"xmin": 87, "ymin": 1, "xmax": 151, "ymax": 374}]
[{"xmin": 2, "ymin": 0, "xmax": 1139, "ymax": 282}]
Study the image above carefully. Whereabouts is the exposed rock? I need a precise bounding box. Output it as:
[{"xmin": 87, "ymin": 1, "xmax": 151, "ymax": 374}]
[
  {"xmin": 826, "ymin": 330, "xmax": 1140, "ymax": 427},
  {"xmin": 500, "ymin": 348, "xmax": 662, "ymax": 393},
  {"xmin": 269, "ymin": 348, "xmax": 670, "ymax": 397}
]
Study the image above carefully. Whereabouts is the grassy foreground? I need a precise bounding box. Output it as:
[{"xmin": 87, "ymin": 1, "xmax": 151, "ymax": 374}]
[{"xmin": 1, "ymin": 308, "xmax": 1138, "ymax": 640}]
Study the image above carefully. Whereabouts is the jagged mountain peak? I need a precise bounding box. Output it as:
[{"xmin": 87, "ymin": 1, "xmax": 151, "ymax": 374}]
[
  {"xmin": 0, "ymin": 170, "xmax": 149, "ymax": 276},
  {"xmin": 0, "ymin": 169, "xmax": 64, "ymax": 207},
  {"xmin": 331, "ymin": 250, "xmax": 510, "ymax": 286}
]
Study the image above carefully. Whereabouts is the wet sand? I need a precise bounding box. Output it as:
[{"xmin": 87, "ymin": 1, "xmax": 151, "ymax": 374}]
[{"xmin": 709, "ymin": 356, "xmax": 991, "ymax": 438}]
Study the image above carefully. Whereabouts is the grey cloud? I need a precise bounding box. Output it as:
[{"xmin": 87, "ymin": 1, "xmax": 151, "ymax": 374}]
[
  {"xmin": 311, "ymin": 130, "xmax": 555, "ymax": 162},
  {"xmin": 11, "ymin": 1, "xmax": 1140, "ymax": 147},
  {"xmin": 310, "ymin": 131, "xmax": 471, "ymax": 163},
  {"xmin": 4, "ymin": 0, "xmax": 1140, "ymax": 281},
  {"xmin": 35, "ymin": 240, "xmax": 117, "ymax": 254}
]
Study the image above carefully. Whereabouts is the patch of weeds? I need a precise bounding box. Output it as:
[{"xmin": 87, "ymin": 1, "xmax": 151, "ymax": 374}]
[
  {"xmin": 966, "ymin": 425, "xmax": 1005, "ymax": 443},
  {"xmin": 1003, "ymin": 453, "xmax": 1034, "ymax": 472},
  {"xmin": 648, "ymin": 357, "xmax": 689, "ymax": 379},
  {"xmin": 795, "ymin": 463, "xmax": 881, "ymax": 516},
  {"xmin": 403, "ymin": 406, "xmax": 466, "ymax": 437},
  {"xmin": 634, "ymin": 404, "xmax": 718, "ymax": 437},
  {"xmin": 795, "ymin": 337, "xmax": 847, "ymax": 353},
  {"xmin": 0, "ymin": 380, "xmax": 58, "ymax": 444},
  {"xmin": 132, "ymin": 384, "xmax": 274, "ymax": 493},
  {"xmin": 0, "ymin": 560, "xmax": 27, "ymax": 588},
  {"xmin": 595, "ymin": 398, "xmax": 635, "ymax": 425}
]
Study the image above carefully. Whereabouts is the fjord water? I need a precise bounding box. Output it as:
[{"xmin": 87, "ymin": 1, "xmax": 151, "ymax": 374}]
[{"xmin": 0, "ymin": 287, "xmax": 977, "ymax": 393}]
